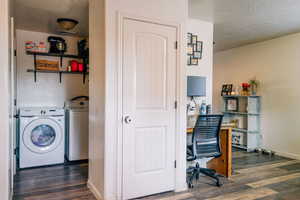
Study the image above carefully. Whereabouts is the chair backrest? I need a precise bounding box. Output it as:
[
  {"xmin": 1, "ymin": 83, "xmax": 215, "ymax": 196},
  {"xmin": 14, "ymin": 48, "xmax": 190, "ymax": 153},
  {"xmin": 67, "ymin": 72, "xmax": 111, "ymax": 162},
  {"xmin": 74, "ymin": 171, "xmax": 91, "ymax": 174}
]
[{"xmin": 192, "ymin": 114, "xmax": 223, "ymax": 159}]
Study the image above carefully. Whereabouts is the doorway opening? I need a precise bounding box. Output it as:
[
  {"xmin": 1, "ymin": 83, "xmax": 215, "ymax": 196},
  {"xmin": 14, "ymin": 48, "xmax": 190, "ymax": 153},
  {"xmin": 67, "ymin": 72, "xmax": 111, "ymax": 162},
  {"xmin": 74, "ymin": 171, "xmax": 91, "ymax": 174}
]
[{"xmin": 11, "ymin": 0, "xmax": 92, "ymax": 199}]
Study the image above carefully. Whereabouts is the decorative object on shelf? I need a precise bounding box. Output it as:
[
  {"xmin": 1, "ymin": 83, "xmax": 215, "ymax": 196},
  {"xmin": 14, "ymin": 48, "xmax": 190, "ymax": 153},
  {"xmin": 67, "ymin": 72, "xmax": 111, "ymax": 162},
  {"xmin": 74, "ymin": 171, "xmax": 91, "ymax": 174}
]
[
  {"xmin": 230, "ymin": 119, "xmax": 239, "ymax": 128},
  {"xmin": 241, "ymin": 83, "xmax": 250, "ymax": 96},
  {"xmin": 249, "ymin": 77, "xmax": 260, "ymax": 95},
  {"xmin": 78, "ymin": 63, "xmax": 84, "ymax": 72},
  {"xmin": 78, "ymin": 39, "xmax": 89, "ymax": 58},
  {"xmin": 25, "ymin": 41, "xmax": 47, "ymax": 53},
  {"xmin": 187, "ymin": 32, "xmax": 203, "ymax": 66},
  {"xmin": 70, "ymin": 60, "xmax": 79, "ymax": 72},
  {"xmin": 36, "ymin": 60, "xmax": 59, "ymax": 71},
  {"xmin": 221, "ymin": 84, "xmax": 233, "ymax": 96},
  {"xmin": 230, "ymin": 86, "xmax": 238, "ymax": 96},
  {"xmin": 48, "ymin": 36, "xmax": 67, "ymax": 54},
  {"xmin": 25, "ymin": 41, "xmax": 35, "ymax": 51},
  {"xmin": 225, "ymin": 98, "xmax": 238, "ymax": 112},
  {"xmin": 77, "ymin": 39, "xmax": 89, "ymax": 75},
  {"xmin": 200, "ymin": 101, "xmax": 206, "ymax": 115},
  {"xmin": 206, "ymin": 104, "xmax": 212, "ymax": 114}
]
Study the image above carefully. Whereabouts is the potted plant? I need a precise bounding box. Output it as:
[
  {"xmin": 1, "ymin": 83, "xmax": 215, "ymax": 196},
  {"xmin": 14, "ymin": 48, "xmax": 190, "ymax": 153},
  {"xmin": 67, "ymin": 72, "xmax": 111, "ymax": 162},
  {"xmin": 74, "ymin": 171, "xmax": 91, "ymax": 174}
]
[{"xmin": 249, "ymin": 78, "xmax": 259, "ymax": 95}]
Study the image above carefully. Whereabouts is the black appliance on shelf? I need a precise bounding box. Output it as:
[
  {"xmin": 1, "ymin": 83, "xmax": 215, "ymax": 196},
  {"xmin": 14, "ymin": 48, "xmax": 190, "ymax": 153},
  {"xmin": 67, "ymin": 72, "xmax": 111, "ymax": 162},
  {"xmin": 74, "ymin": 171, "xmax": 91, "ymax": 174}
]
[{"xmin": 48, "ymin": 36, "xmax": 67, "ymax": 54}]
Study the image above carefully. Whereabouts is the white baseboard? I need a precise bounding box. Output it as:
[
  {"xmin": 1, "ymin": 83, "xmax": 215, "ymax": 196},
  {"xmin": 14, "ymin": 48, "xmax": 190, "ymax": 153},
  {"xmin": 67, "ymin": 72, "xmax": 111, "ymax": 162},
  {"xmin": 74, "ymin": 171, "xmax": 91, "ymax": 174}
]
[
  {"xmin": 274, "ymin": 151, "xmax": 300, "ymax": 160},
  {"xmin": 87, "ymin": 180, "xmax": 103, "ymax": 200}
]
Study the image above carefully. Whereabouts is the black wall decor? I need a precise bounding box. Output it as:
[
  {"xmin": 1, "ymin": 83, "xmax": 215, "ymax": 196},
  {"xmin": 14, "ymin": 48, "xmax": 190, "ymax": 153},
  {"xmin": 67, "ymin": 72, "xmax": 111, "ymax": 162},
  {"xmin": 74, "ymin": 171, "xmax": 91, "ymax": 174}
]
[{"xmin": 187, "ymin": 32, "xmax": 203, "ymax": 66}]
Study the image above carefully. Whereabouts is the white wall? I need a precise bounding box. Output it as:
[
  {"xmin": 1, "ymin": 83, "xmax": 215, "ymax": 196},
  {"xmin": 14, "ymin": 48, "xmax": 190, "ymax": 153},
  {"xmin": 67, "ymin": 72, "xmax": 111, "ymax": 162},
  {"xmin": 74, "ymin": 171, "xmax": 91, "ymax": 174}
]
[
  {"xmin": 104, "ymin": 0, "xmax": 188, "ymax": 199},
  {"xmin": 187, "ymin": 19, "xmax": 214, "ymax": 105},
  {"xmin": 187, "ymin": 19, "xmax": 214, "ymax": 167},
  {"xmin": 16, "ymin": 30, "xmax": 88, "ymax": 108},
  {"xmin": 88, "ymin": 0, "xmax": 105, "ymax": 199},
  {"xmin": 214, "ymin": 33, "xmax": 300, "ymax": 160}
]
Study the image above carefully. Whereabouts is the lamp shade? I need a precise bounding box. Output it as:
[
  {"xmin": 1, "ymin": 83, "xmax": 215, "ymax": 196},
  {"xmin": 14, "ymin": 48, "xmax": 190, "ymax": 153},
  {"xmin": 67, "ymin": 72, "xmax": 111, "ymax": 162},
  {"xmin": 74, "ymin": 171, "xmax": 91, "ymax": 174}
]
[{"xmin": 187, "ymin": 76, "xmax": 206, "ymax": 97}]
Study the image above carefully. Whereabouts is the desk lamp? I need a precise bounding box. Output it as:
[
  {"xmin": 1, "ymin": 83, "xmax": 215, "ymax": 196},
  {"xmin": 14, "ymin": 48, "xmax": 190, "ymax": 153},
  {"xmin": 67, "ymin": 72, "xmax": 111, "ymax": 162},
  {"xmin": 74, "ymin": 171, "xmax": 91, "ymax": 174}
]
[{"xmin": 187, "ymin": 76, "xmax": 206, "ymax": 114}]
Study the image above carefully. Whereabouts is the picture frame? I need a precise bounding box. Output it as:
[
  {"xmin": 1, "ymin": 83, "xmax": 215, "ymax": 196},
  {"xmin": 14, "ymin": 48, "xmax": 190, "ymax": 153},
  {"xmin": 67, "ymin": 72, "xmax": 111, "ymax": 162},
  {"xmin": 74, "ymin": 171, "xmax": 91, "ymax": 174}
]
[
  {"xmin": 192, "ymin": 35, "xmax": 197, "ymax": 44},
  {"xmin": 193, "ymin": 44, "xmax": 197, "ymax": 52},
  {"xmin": 193, "ymin": 51, "xmax": 202, "ymax": 59},
  {"xmin": 187, "ymin": 33, "xmax": 192, "ymax": 44},
  {"xmin": 187, "ymin": 55, "xmax": 191, "ymax": 65},
  {"xmin": 187, "ymin": 44, "xmax": 193, "ymax": 55},
  {"xmin": 221, "ymin": 85, "xmax": 227, "ymax": 96},
  {"xmin": 191, "ymin": 58, "xmax": 198, "ymax": 65},
  {"xmin": 226, "ymin": 98, "xmax": 238, "ymax": 112},
  {"xmin": 187, "ymin": 33, "xmax": 203, "ymax": 66},
  {"xmin": 221, "ymin": 84, "xmax": 233, "ymax": 96},
  {"xmin": 226, "ymin": 84, "xmax": 233, "ymax": 95},
  {"xmin": 196, "ymin": 41, "xmax": 203, "ymax": 52}
]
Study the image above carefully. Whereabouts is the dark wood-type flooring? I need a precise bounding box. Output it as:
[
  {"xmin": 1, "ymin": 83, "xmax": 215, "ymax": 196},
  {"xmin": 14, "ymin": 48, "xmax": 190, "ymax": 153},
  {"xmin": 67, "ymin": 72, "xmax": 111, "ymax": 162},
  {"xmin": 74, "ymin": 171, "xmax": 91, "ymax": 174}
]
[
  {"xmin": 13, "ymin": 149, "xmax": 300, "ymax": 200},
  {"xmin": 13, "ymin": 163, "xmax": 96, "ymax": 200}
]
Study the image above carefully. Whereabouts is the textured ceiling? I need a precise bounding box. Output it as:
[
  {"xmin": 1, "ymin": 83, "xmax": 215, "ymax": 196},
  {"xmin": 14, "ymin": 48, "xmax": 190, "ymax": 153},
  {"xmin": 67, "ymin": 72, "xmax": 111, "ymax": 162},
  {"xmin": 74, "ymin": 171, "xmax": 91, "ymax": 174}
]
[
  {"xmin": 189, "ymin": 0, "xmax": 300, "ymax": 51},
  {"xmin": 14, "ymin": 0, "xmax": 89, "ymax": 36}
]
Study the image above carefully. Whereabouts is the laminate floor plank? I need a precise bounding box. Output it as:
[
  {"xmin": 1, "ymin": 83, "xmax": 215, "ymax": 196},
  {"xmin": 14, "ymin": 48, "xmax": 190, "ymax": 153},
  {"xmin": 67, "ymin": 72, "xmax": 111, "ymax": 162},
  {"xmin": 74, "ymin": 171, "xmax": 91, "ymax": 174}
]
[
  {"xmin": 13, "ymin": 163, "xmax": 93, "ymax": 200},
  {"xmin": 142, "ymin": 149, "xmax": 300, "ymax": 200},
  {"xmin": 13, "ymin": 149, "xmax": 300, "ymax": 200},
  {"xmin": 247, "ymin": 173, "xmax": 300, "ymax": 188},
  {"xmin": 205, "ymin": 188, "xmax": 278, "ymax": 200}
]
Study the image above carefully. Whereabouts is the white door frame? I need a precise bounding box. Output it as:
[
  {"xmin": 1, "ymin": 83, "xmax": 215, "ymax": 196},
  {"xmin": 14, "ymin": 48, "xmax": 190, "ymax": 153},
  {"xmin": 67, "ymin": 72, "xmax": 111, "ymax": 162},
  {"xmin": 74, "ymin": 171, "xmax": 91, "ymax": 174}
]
[
  {"xmin": 116, "ymin": 13, "xmax": 187, "ymax": 199},
  {"xmin": 0, "ymin": 0, "xmax": 12, "ymax": 199}
]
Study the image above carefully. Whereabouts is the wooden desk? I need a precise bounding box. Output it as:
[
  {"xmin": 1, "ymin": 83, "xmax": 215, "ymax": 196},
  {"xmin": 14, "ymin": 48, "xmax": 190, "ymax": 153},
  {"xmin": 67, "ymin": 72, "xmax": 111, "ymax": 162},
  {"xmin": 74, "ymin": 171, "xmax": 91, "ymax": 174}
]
[{"xmin": 187, "ymin": 126, "xmax": 232, "ymax": 177}]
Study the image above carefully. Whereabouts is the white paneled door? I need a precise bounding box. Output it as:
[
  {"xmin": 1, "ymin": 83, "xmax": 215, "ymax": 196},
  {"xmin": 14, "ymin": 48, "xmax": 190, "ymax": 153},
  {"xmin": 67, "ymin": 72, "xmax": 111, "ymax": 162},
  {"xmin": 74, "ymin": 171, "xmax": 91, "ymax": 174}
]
[{"xmin": 122, "ymin": 18, "xmax": 177, "ymax": 199}]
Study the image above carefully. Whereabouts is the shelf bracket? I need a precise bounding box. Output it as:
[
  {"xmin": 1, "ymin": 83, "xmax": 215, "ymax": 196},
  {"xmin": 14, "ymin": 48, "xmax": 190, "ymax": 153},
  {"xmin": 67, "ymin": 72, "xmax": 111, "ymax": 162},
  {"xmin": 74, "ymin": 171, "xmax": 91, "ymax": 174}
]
[
  {"xmin": 83, "ymin": 72, "xmax": 86, "ymax": 84},
  {"xmin": 59, "ymin": 72, "xmax": 62, "ymax": 83},
  {"xmin": 34, "ymin": 70, "xmax": 37, "ymax": 82},
  {"xmin": 60, "ymin": 56, "xmax": 63, "ymax": 68}
]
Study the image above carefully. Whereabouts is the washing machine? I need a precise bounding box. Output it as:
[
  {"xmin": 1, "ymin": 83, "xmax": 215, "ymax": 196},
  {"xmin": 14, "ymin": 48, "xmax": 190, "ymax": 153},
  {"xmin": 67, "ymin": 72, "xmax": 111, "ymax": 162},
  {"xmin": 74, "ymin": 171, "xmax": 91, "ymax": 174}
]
[{"xmin": 19, "ymin": 107, "xmax": 65, "ymax": 168}]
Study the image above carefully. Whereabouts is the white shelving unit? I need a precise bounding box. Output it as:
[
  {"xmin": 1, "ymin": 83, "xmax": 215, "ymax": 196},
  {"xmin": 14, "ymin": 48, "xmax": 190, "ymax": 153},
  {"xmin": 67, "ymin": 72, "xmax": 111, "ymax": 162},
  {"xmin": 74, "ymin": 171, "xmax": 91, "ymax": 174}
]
[{"xmin": 222, "ymin": 95, "xmax": 261, "ymax": 152}]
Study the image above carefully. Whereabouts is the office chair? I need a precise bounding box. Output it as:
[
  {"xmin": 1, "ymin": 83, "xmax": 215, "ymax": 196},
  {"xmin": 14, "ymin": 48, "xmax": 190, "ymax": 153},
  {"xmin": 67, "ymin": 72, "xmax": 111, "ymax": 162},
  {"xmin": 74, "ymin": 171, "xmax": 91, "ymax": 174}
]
[{"xmin": 187, "ymin": 114, "xmax": 223, "ymax": 188}]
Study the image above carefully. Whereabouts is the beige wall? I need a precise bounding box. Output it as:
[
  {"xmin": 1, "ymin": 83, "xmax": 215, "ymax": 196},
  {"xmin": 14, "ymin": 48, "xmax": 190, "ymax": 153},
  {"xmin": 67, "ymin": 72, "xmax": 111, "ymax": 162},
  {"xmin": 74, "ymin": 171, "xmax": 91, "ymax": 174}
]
[
  {"xmin": 187, "ymin": 19, "xmax": 214, "ymax": 168},
  {"xmin": 213, "ymin": 33, "xmax": 300, "ymax": 159},
  {"xmin": 16, "ymin": 30, "xmax": 88, "ymax": 108},
  {"xmin": 88, "ymin": 0, "xmax": 105, "ymax": 199},
  {"xmin": 187, "ymin": 19, "xmax": 214, "ymax": 105},
  {"xmin": 105, "ymin": 0, "xmax": 188, "ymax": 199}
]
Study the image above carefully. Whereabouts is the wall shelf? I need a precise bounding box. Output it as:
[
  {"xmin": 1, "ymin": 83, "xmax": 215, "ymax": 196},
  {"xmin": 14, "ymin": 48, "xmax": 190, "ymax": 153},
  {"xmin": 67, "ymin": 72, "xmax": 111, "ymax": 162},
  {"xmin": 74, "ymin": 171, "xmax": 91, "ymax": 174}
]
[
  {"xmin": 26, "ymin": 51, "xmax": 88, "ymax": 84},
  {"xmin": 26, "ymin": 51, "xmax": 83, "ymax": 59},
  {"xmin": 232, "ymin": 144, "xmax": 248, "ymax": 150},
  {"xmin": 223, "ymin": 95, "xmax": 260, "ymax": 98},
  {"xmin": 232, "ymin": 128, "xmax": 259, "ymax": 134},
  {"xmin": 223, "ymin": 111, "xmax": 260, "ymax": 116},
  {"xmin": 27, "ymin": 69, "xmax": 89, "ymax": 83}
]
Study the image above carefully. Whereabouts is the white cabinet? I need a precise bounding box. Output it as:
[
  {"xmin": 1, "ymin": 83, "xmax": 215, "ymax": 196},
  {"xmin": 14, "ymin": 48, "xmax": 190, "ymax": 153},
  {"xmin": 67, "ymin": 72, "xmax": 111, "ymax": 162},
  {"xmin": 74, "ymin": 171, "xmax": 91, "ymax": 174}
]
[{"xmin": 222, "ymin": 96, "xmax": 261, "ymax": 151}]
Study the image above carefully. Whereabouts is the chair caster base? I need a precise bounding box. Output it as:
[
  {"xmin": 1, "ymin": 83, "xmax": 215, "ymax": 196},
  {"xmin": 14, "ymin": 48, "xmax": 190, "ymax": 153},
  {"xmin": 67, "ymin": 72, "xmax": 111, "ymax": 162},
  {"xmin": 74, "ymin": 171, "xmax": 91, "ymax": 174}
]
[{"xmin": 216, "ymin": 180, "xmax": 223, "ymax": 187}]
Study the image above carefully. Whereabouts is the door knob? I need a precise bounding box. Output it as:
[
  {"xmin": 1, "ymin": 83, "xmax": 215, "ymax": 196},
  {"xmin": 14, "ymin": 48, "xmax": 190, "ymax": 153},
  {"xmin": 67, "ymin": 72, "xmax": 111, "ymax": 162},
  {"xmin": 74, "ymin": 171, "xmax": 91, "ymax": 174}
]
[{"xmin": 124, "ymin": 116, "xmax": 132, "ymax": 124}]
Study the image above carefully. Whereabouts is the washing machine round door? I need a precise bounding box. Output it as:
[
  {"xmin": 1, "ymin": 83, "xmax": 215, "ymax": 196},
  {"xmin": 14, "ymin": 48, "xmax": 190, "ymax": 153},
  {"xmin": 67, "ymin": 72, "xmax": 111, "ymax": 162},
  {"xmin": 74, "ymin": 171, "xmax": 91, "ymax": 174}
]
[{"xmin": 23, "ymin": 118, "xmax": 63, "ymax": 154}]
